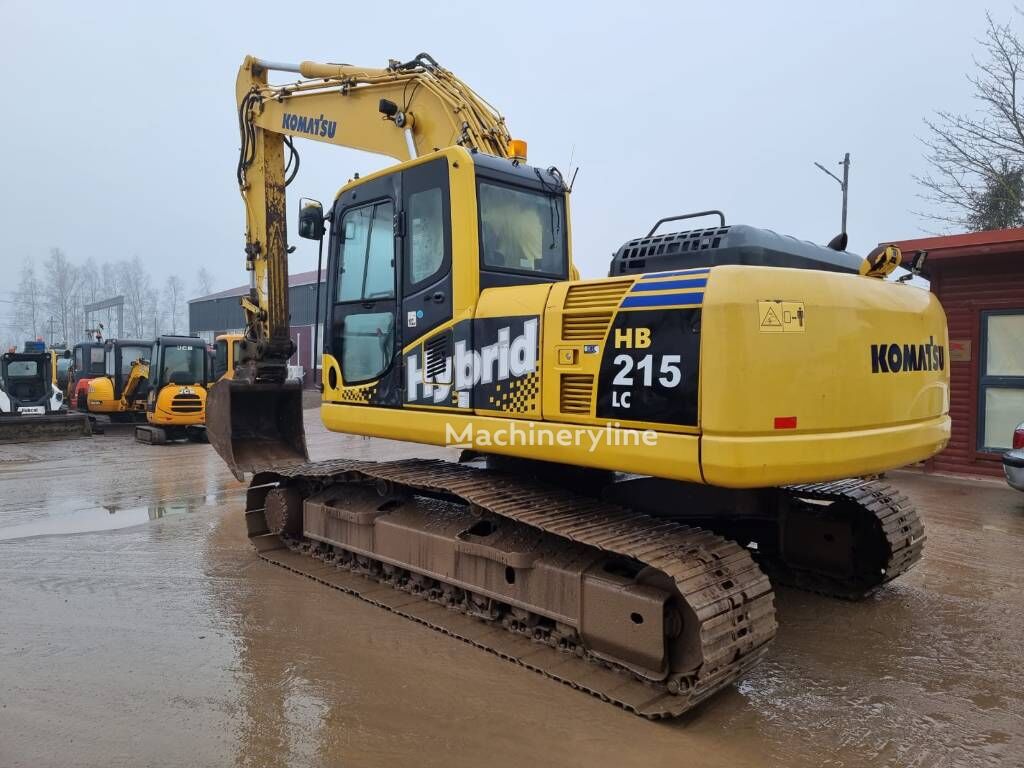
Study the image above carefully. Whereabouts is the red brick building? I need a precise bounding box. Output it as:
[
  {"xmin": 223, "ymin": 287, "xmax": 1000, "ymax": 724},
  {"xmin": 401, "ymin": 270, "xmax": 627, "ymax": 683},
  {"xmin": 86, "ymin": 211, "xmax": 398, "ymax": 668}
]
[{"xmin": 890, "ymin": 229, "xmax": 1024, "ymax": 477}]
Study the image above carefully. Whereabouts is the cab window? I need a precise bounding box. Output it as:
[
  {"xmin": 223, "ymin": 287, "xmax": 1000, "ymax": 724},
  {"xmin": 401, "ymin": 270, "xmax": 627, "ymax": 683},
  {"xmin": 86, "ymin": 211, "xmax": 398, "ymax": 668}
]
[
  {"xmin": 341, "ymin": 313, "xmax": 395, "ymax": 383},
  {"xmin": 335, "ymin": 200, "xmax": 396, "ymax": 384},
  {"xmin": 120, "ymin": 346, "xmax": 148, "ymax": 374},
  {"xmin": 213, "ymin": 339, "xmax": 229, "ymax": 379},
  {"xmin": 479, "ymin": 181, "xmax": 566, "ymax": 277},
  {"xmin": 88, "ymin": 346, "xmax": 105, "ymax": 375},
  {"xmin": 337, "ymin": 202, "xmax": 395, "ymax": 302},
  {"xmin": 408, "ymin": 187, "xmax": 444, "ymax": 285},
  {"xmin": 159, "ymin": 345, "xmax": 205, "ymax": 386},
  {"xmin": 7, "ymin": 361, "xmax": 38, "ymax": 377}
]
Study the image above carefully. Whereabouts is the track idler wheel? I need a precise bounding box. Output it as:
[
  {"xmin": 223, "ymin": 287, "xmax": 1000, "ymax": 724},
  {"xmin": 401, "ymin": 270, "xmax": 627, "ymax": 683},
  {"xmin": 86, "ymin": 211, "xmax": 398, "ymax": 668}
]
[{"xmin": 264, "ymin": 487, "xmax": 304, "ymax": 537}]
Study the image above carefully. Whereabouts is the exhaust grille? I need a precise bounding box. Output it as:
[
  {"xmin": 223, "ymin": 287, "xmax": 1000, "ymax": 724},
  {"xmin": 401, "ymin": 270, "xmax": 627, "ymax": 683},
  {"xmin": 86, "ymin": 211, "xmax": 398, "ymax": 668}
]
[
  {"xmin": 560, "ymin": 374, "xmax": 594, "ymax": 414},
  {"xmin": 171, "ymin": 392, "xmax": 202, "ymax": 413},
  {"xmin": 562, "ymin": 281, "xmax": 631, "ymax": 340}
]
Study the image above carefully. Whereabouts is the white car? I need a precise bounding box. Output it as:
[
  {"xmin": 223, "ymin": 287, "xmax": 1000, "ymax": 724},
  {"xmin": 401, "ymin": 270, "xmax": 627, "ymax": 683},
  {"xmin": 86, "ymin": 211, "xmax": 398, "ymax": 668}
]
[{"xmin": 1003, "ymin": 421, "xmax": 1024, "ymax": 492}]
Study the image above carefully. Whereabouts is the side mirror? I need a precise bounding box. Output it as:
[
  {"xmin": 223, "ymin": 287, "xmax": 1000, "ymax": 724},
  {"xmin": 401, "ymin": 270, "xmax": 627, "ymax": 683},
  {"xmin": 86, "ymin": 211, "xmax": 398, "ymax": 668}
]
[{"xmin": 298, "ymin": 197, "xmax": 325, "ymax": 240}]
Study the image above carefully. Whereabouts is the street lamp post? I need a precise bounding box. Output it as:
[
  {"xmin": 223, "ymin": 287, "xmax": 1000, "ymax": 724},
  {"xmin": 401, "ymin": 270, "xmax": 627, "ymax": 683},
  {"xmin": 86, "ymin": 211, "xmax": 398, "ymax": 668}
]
[{"xmin": 814, "ymin": 152, "xmax": 850, "ymax": 235}]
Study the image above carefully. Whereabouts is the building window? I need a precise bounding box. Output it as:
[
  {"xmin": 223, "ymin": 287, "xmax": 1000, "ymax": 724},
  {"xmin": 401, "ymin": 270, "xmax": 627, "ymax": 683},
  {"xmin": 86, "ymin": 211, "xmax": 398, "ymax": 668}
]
[{"xmin": 978, "ymin": 309, "xmax": 1024, "ymax": 451}]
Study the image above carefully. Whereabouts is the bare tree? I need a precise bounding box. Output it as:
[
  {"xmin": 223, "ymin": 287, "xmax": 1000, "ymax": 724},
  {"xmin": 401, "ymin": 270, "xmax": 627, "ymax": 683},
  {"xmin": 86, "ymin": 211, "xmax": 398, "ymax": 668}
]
[
  {"xmin": 44, "ymin": 248, "xmax": 80, "ymax": 344},
  {"xmin": 917, "ymin": 12, "xmax": 1024, "ymax": 230},
  {"xmin": 164, "ymin": 275, "xmax": 185, "ymax": 333},
  {"xmin": 13, "ymin": 265, "xmax": 43, "ymax": 341},
  {"xmin": 146, "ymin": 289, "xmax": 164, "ymax": 338},
  {"xmin": 100, "ymin": 261, "xmax": 120, "ymax": 300},
  {"xmin": 195, "ymin": 267, "xmax": 215, "ymax": 298},
  {"xmin": 79, "ymin": 258, "xmax": 103, "ymax": 305},
  {"xmin": 120, "ymin": 256, "xmax": 151, "ymax": 337}
]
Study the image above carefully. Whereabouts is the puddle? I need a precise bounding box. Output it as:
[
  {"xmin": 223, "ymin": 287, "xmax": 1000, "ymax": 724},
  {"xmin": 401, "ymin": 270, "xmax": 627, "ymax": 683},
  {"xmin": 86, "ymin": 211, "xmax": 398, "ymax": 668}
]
[{"xmin": 0, "ymin": 499, "xmax": 205, "ymax": 541}]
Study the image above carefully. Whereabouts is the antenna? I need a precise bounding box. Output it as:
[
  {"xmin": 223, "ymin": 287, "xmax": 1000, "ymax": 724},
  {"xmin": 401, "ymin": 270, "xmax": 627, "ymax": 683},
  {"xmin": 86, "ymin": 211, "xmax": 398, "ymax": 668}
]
[{"xmin": 565, "ymin": 144, "xmax": 580, "ymax": 193}]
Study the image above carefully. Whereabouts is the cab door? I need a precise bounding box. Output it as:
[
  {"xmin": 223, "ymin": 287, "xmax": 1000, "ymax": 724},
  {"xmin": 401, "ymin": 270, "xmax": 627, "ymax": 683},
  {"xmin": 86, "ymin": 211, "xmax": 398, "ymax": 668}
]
[
  {"xmin": 399, "ymin": 158, "xmax": 457, "ymax": 408},
  {"xmin": 326, "ymin": 175, "xmax": 402, "ymax": 405},
  {"xmin": 107, "ymin": 344, "xmax": 124, "ymax": 400}
]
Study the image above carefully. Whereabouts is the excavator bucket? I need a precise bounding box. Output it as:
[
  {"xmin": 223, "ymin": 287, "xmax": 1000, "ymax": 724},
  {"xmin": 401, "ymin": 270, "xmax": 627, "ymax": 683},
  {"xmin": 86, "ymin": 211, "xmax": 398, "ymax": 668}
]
[
  {"xmin": 206, "ymin": 378, "xmax": 309, "ymax": 481},
  {"xmin": 0, "ymin": 413, "xmax": 92, "ymax": 443}
]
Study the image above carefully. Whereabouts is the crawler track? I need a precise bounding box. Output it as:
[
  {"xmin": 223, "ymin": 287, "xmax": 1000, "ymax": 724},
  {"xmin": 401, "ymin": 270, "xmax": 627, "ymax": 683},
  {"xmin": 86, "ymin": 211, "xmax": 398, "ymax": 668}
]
[
  {"xmin": 0, "ymin": 413, "xmax": 91, "ymax": 442},
  {"xmin": 244, "ymin": 458, "xmax": 777, "ymax": 719},
  {"xmin": 603, "ymin": 474, "xmax": 926, "ymax": 601},
  {"xmin": 770, "ymin": 478, "xmax": 925, "ymax": 599}
]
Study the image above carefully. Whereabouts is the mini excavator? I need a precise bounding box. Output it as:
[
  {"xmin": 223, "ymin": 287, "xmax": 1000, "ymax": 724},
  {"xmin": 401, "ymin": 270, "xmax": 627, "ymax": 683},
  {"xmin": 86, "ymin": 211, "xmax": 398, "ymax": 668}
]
[
  {"xmin": 135, "ymin": 335, "xmax": 211, "ymax": 444},
  {"xmin": 207, "ymin": 54, "xmax": 950, "ymax": 718},
  {"xmin": 86, "ymin": 339, "xmax": 152, "ymax": 422}
]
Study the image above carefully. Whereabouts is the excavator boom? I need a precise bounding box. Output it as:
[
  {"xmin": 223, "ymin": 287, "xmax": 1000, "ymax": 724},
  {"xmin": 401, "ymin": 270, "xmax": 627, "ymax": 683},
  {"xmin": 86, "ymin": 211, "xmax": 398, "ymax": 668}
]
[{"xmin": 209, "ymin": 54, "xmax": 514, "ymax": 478}]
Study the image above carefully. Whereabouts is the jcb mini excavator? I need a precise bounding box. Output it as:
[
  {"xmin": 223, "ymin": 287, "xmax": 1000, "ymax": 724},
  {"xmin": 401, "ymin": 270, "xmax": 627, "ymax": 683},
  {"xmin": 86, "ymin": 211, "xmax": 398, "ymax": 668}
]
[
  {"xmin": 86, "ymin": 339, "xmax": 152, "ymax": 422},
  {"xmin": 135, "ymin": 335, "xmax": 211, "ymax": 444},
  {"xmin": 207, "ymin": 54, "xmax": 950, "ymax": 718}
]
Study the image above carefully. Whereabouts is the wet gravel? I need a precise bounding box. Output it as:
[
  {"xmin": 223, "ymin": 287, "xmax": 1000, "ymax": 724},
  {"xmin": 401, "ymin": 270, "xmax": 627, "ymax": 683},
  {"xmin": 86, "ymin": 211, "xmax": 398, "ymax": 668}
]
[{"xmin": 1, "ymin": 415, "xmax": 1021, "ymax": 767}]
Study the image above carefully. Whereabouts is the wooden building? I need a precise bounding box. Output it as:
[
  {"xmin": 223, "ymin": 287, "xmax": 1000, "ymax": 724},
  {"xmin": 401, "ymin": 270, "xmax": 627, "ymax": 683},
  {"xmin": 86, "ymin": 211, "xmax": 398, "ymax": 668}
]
[{"xmin": 891, "ymin": 229, "xmax": 1024, "ymax": 477}]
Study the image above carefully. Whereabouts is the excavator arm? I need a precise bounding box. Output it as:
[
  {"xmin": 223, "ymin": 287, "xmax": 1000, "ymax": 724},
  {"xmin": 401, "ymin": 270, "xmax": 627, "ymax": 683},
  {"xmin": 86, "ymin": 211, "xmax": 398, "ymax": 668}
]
[
  {"xmin": 121, "ymin": 359, "xmax": 150, "ymax": 408},
  {"xmin": 210, "ymin": 54, "xmax": 514, "ymax": 477},
  {"xmin": 236, "ymin": 53, "xmax": 512, "ymax": 383}
]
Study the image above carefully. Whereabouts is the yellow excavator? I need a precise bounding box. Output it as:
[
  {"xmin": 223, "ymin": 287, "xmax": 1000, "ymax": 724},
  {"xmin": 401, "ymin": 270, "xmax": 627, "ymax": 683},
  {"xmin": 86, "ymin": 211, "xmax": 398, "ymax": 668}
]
[
  {"xmin": 207, "ymin": 54, "xmax": 949, "ymax": 719},
  {"xmin": 212, "ymin": 332, "xmax": 244, "ymax": 381},
  {"xmin": 86, "ymin": 339, "xmax": 152, "ymax": 422},
  {"xmin": 135, "ymin": 335, "xmax": 211, "ymax": 444}
]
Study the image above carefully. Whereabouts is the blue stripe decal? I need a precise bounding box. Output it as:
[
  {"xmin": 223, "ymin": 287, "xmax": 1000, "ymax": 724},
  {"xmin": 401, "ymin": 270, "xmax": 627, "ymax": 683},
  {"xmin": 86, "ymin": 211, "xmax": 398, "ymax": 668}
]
[
  {"xmin": 620, "ymin": 292, "xmax": 703, "ymax": 308},
  {"xmin": 642, "ymin": 267, "xmax": 711, "ymax": 278},
  {"xmin": 631, "ymin": 278, "xmax": 707, "ymax": 292}
]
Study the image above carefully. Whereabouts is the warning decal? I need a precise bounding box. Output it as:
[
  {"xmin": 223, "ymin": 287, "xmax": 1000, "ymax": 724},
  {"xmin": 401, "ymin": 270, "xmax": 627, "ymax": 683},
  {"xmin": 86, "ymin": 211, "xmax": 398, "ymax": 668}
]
[
  {"xmin": 758, "ymin": 300, "xmax": 806, "ymax": 333},
  {"xmin": 760, "ymin": 306, "xmax": 782, "ymax": 329}
]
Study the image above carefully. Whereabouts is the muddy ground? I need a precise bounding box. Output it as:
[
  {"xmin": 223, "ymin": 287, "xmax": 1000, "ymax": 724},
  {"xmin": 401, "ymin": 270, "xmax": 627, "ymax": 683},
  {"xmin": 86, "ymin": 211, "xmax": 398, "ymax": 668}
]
[{"xmin": 1, "ymin": 414, "xmax": 1022, "ymax": 768}]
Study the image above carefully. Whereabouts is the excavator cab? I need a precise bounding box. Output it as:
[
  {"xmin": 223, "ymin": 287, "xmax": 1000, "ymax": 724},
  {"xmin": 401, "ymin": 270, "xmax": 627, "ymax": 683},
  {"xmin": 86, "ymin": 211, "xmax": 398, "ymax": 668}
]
[
  {"xmin": 70, "ymin": 341, "xmax": 107, "ymax": 410},
  {"xmin": 212, "ymin": 333, "xmax": 245, "ymax": 381},
  {"xmin": 209, "ymin": 147, "xmax": 568, "ymax": 478}
]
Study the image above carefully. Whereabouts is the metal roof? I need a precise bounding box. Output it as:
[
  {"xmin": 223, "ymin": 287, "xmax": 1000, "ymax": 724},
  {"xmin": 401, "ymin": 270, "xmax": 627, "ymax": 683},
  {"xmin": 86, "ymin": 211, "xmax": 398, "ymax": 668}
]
[
  {"xmin": 888, "ymin": 228, "xmax": 1024, "ymax": 265},
  {"xmin": 189, "ymin": 269, "xmax": 323, "ymax": 303}
]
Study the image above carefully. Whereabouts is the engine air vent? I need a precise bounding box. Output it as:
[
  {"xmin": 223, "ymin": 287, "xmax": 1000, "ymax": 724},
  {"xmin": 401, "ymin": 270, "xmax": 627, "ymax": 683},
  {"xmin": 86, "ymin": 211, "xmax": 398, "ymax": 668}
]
[
  {"xmin": 560, "ymin": 374, "xmax": 594, "ymax": 415},
  {"xmin": 424, "ymin": 331, "xmax": 452, "ymax": 382},
  {"xmin": 562, "ymin": 281, "xmax": 631, "ymax": 340}
]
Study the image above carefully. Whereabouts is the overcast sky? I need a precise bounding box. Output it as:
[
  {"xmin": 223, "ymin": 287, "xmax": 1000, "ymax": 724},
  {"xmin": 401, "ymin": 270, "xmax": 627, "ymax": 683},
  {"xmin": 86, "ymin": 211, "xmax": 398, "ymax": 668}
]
[{"xmin": 1, "ymin": 0, "xmax": 1018, "ymax": 321}]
